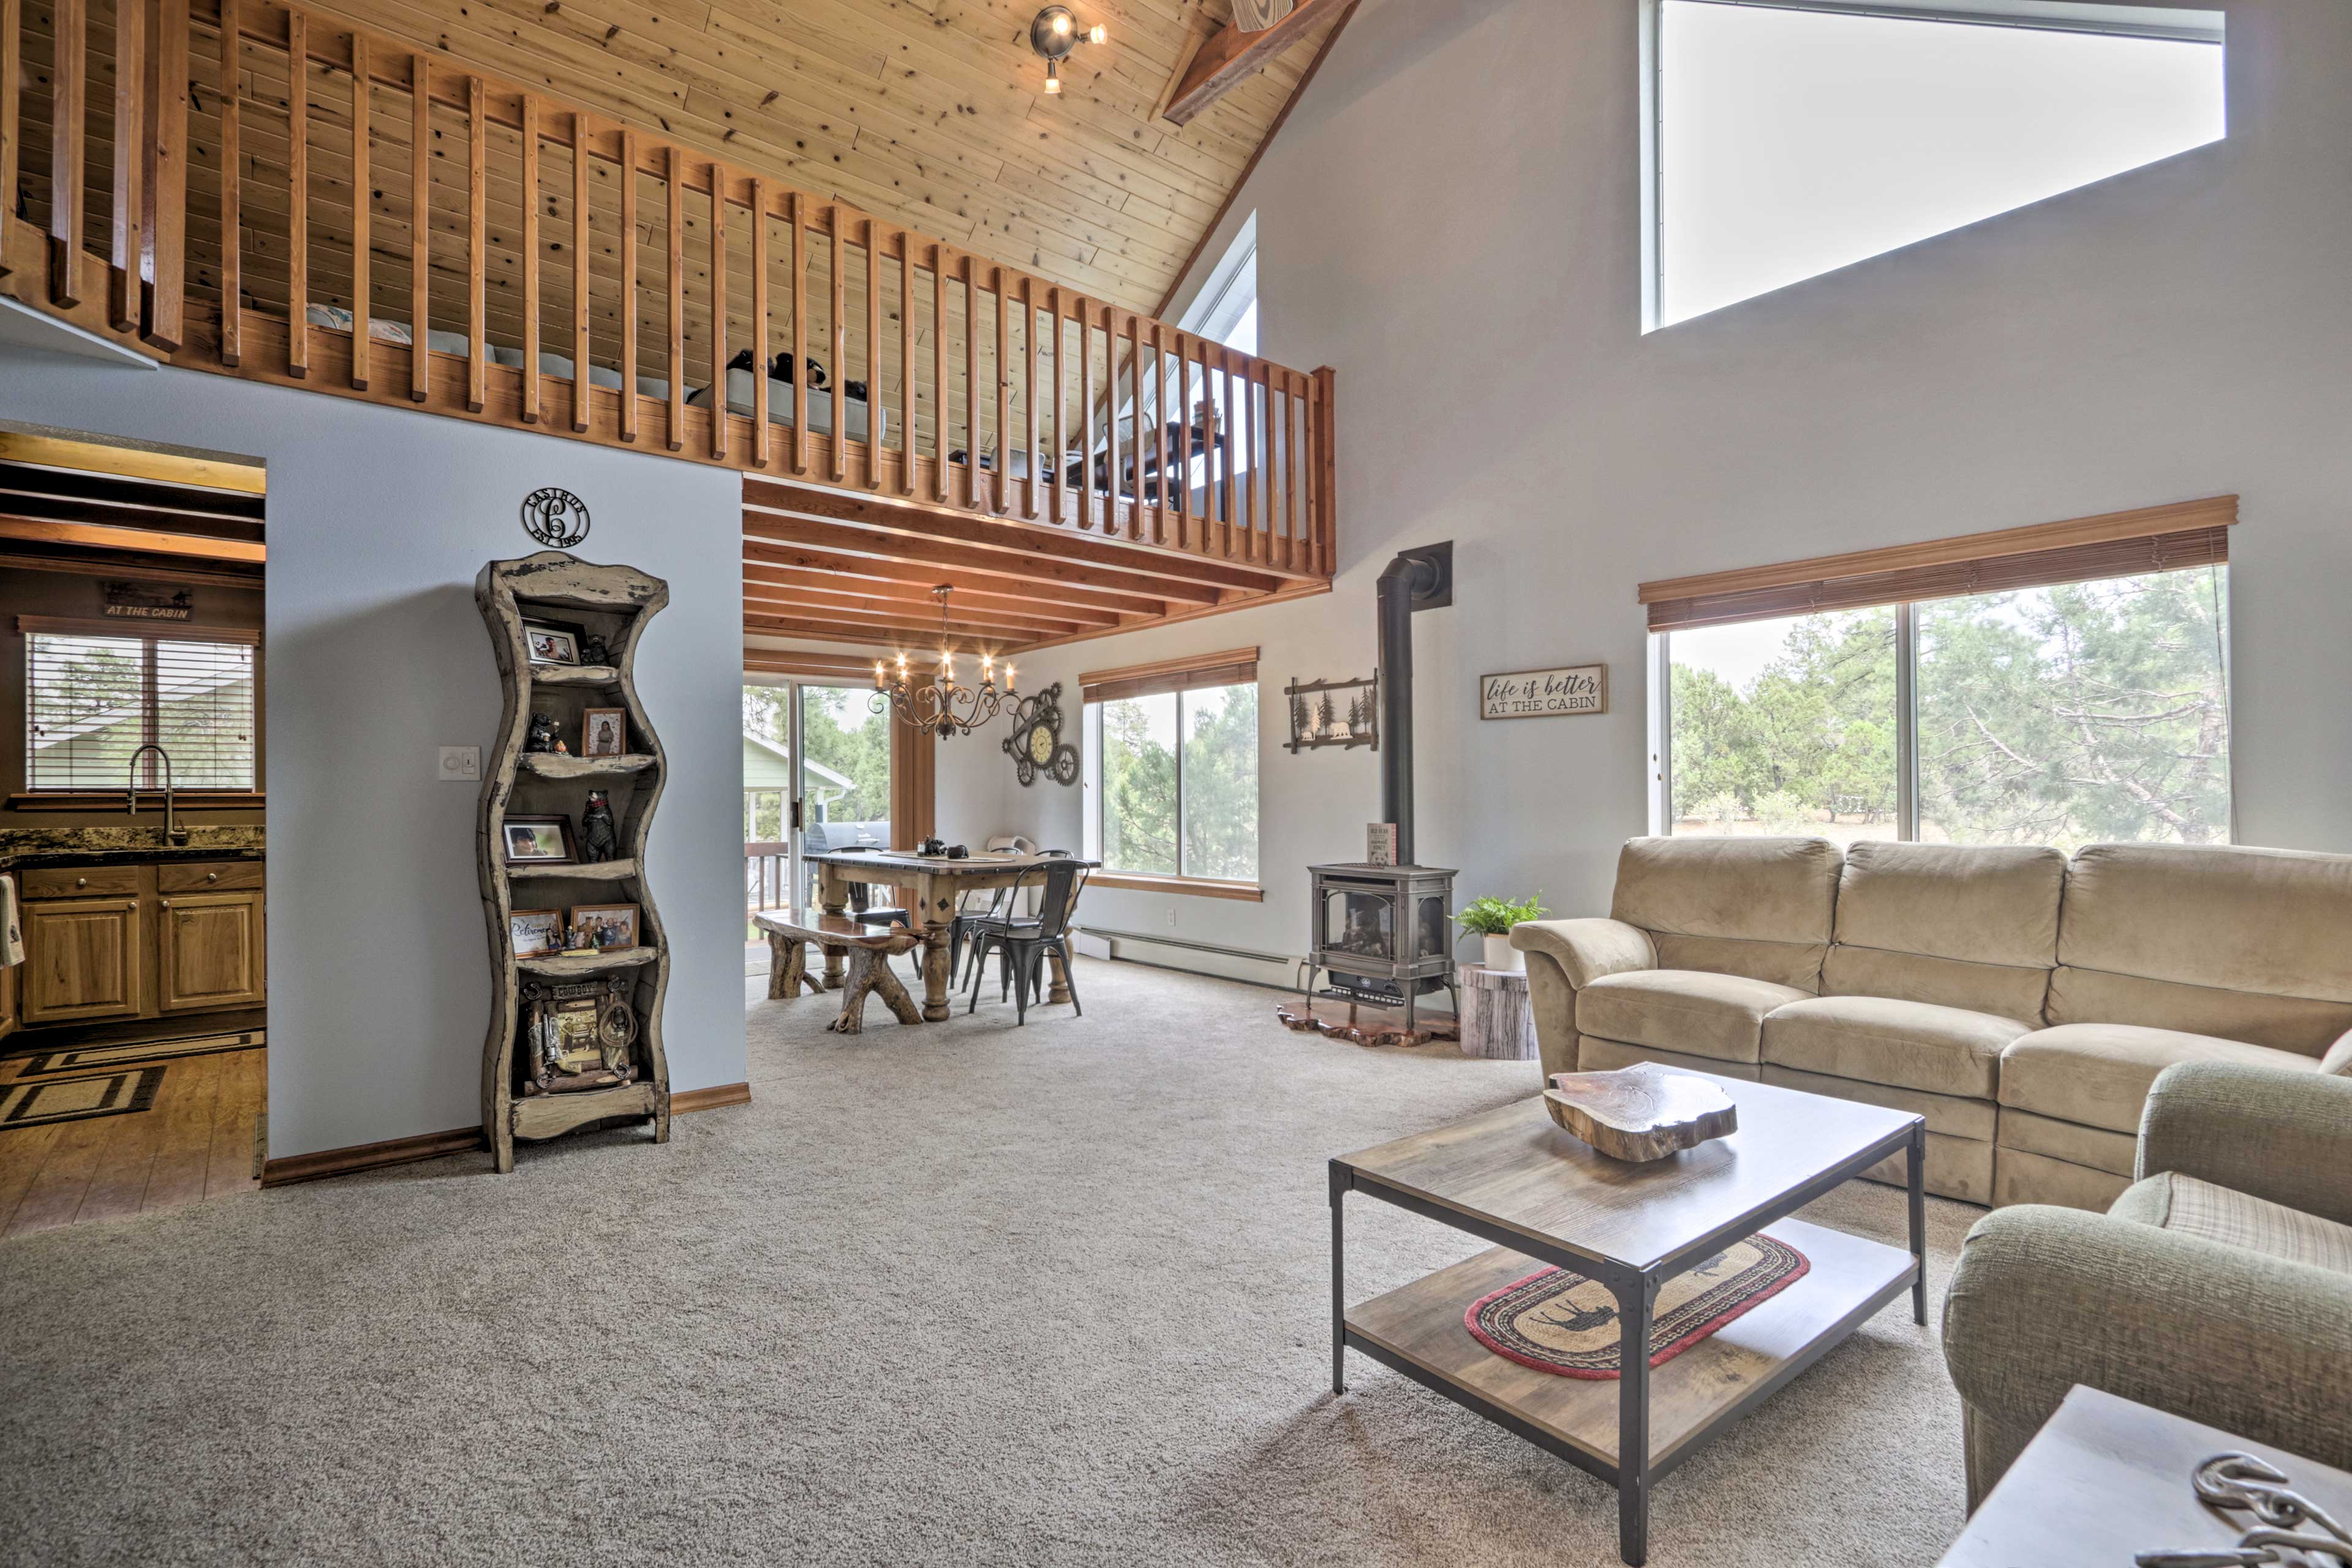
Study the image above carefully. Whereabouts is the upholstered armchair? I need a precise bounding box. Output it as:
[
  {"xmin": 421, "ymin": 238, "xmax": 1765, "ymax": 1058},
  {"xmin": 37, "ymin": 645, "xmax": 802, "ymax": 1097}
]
[{"xmin": 1942, "ymin": 1060, "xmax": 2352, "ymax": 1509}]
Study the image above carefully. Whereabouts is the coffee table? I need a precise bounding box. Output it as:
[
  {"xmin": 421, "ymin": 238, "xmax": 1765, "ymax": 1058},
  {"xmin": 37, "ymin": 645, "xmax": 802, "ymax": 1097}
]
[{"xmin": 1329, "ymin": 1071, "xmax": 1926, "ymax": 1566}]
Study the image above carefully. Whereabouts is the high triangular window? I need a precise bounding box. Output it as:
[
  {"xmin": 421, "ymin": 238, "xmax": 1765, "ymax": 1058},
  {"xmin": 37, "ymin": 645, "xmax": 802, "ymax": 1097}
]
[{"xmin": 1654, "ymin": 1, "xmax": 2225, "ymax": 327}]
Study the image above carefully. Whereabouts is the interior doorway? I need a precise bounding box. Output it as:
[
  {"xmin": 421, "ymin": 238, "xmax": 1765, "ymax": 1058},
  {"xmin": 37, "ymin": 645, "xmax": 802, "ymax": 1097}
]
[{"xmin": 0, "ymin": 425, "xmax": 268, "ymax": 1236}]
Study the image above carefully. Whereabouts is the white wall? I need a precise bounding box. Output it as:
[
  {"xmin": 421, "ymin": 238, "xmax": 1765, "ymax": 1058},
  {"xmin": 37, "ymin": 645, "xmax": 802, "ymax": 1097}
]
[
  {"xmin": 0, "ymin": 353, "xmax": 745, "ymax": 1158},
  {"xmin": 939, "ymin": 0, "xmax": 2352, "ymax": 979}
]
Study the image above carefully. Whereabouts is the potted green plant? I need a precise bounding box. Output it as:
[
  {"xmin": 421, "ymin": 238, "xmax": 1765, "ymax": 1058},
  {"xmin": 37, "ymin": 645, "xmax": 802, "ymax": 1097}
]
[{"xmin": 1453, "ymin": 892, "xmax": 1547, "ymax": 973}]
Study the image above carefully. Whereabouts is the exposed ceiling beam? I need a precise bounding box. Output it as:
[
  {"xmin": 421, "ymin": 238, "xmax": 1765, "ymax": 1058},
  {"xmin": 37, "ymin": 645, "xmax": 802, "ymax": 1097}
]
[
  {"xmin": 741, "ymin": 584, "xmax": 1084, "ymax": 639},
  {"xmin": 743, "ymin": 650, "xmax": 883, "ymax": 681},
  {"xmin": 1163, "ymin": 0, "xmax": 1357, "ymax": 128},
  {"xmin": 742, "ymin": 539, "xmax": 1173, "ymax": 619},
  {"xmin": 745, "ymin": 611, "xmax": 1038, "ymax": 651},
  {"xmin": 745, "ymin": 564, "xmax": 1126, "ymax": 629},
  {"xmin": 742, "ymin": 514, "xmax": 1227, "ymax": 607},
  {"xmin": 0, "ymin": 516, "xmax": 267, "ymax": 562},
  {"xmin": 742, "ymin": 478, "xmax": 1297, "ymax": 594}
]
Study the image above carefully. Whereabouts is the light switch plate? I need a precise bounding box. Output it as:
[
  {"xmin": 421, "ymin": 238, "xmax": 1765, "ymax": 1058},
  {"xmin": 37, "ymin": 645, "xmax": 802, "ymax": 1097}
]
[{"xmin": 438, "ymin": 745, "xmax": 481, "ymax": 782}]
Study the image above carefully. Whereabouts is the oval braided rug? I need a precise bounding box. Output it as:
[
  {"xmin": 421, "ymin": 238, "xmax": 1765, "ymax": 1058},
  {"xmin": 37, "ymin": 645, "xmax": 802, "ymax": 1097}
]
[{"xmin": 1463, "ymin": 1234, "xmax": 1811, "ymax": 1379}]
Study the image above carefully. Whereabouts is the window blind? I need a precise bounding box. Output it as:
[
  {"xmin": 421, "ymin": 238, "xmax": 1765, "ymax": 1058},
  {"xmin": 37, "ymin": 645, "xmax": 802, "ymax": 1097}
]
[
  {"xmin": 1638, "ymin": 496, "xmax": 2234, "ymax": 631},
  {"xmin": 1079, "ymin": 646, "xmax": 1259, "ymax": 705},
  {"xmin": 21, "ymin": 617, "xmax": 259, "ymax": 791}
]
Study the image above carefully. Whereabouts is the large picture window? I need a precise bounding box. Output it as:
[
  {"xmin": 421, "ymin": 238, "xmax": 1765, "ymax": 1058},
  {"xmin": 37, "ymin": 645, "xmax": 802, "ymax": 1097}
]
[
  {"xmin": 1080, "ymin": 648, "xmax": 1261, "ymax": 888},
  {"xmin": 1657, "ymin": 564, "xmax": 2231, "ymax": 848},
  {"xmin": 24, "ymin": 623, "xmax": 259, "ymax": 792}
]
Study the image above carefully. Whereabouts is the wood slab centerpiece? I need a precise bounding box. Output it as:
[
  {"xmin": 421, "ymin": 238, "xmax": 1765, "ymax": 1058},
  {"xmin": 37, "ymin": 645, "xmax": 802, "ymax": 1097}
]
[{"xmin": 1542, "ymin": 1061, "xmax": 1738, "ymax": 1161}]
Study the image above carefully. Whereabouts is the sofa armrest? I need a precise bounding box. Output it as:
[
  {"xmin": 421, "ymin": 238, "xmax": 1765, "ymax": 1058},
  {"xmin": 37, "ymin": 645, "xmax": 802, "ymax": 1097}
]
[
  {"xmin": 1944, "ymin": 1204, "xmax": 2352, "ymax": 1484},
  {"xmin": 2137, "ymin": 1060, "xmax": 2352, "ymax": 1227},
  {"xmin": 1509, "ymin": 918, "xmax": 1654, "ymax": 989}
]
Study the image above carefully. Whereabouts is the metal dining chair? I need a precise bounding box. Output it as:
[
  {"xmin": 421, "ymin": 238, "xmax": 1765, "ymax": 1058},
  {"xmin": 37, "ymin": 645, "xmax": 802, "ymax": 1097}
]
[{"xmin": 963, "ymin": 859, "xmax": 1089, "ymax": 1025}]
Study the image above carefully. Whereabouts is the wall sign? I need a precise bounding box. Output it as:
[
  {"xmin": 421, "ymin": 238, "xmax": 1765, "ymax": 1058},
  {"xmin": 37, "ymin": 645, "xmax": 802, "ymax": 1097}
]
[
  {"xmin": 521, "ymin": 487, "xmax": 591, "ymax": 547},
  {"xmin": 1480, "ymin": 664, "xmax": 1607, "ymax": 720},
  {"xmin": 102, "ymin": 581, "xmax": 194, "ymax": 620}
]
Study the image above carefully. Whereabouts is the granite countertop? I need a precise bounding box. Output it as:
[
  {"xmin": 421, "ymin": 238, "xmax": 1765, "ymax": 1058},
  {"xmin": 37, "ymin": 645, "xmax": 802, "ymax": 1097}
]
[{"xmin": 0, "ymin": 826, "xmax": 265, "ymax": 872}]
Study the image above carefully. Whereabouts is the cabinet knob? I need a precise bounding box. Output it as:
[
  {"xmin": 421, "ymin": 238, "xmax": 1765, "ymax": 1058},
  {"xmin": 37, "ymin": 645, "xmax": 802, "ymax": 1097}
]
[
  {"xmin": 160, "ymin": 900, "xmax": 172, "ymax": 910},
  {"xmin": 74, "ymin": 876, "xmax": 87, "ymax": 889},
  {"xmin": 206, "ymin": 872, "xmax": 219, "ymax": 882}
]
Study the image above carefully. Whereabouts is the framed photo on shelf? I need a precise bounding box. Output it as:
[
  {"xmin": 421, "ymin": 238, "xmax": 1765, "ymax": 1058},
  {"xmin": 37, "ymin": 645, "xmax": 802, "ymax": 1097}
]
[
  {"xmin": 567, "ymin": 902, "xmax": 639, "ymax": 951},
  {"xmin": 582, "ymin": 707, "xmax": 628, "ymax": 758},
  {"xmin": 502, "ymin": 815, "xmax": 577, "ymax": 864},
  {"xmin": 521, "ymin": 619, "xmax": 584, "ymax": 666},
  {"xmin": 508, "ymin": 908, "xmax": 564, "ymax": 957}
]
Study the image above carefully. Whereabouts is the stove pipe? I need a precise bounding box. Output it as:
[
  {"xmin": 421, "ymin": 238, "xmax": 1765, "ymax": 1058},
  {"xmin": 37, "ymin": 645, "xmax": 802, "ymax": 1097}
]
[{"xmin": 1374, "ymin": 541, "xmax": 1453, "ymax": 866}]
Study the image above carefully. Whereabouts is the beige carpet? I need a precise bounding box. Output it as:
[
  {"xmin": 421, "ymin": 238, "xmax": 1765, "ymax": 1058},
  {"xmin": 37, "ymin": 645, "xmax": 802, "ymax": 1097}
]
[{"xmin": 0, "ymin": 959, "xmax": 1975, "ymax": 1565}]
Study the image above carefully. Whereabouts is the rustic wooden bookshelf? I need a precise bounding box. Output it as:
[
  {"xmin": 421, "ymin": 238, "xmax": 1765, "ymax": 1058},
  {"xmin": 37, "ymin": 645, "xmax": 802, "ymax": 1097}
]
[{"xmin": 474, "ymin": 551, "xmax": 672, "ymax": 1172}]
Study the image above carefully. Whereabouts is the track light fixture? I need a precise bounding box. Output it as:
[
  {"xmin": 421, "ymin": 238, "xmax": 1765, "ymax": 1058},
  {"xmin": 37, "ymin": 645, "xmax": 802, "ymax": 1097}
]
[{"xmin": 1030, "ymin": 6, "xmax": 1106, "ymax": 97}]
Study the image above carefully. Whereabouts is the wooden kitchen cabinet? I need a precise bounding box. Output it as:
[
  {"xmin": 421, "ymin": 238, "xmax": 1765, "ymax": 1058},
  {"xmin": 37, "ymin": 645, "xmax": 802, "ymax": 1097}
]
[
  {"xmin": 21, "ymin": 897, "xmax": 144, "ymax": 1025},
  {"xmin": 157, "ymin": 891, "xmax": 266, "ymax": 1012},
  {"xmin": 14, "ymin": 860, "xmax": 266, "ymax": 1027}
]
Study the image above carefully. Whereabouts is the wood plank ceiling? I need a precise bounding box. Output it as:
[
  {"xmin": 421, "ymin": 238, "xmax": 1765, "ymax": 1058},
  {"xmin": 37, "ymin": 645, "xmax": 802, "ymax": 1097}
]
[{"xmin": 285, "ymin": 0, "xmax": 1348, "ymax": 322}]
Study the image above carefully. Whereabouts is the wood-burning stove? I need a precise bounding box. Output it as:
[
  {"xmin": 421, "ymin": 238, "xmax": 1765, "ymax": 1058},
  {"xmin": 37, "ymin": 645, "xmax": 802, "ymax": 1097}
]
[{"xmin": 1303, "ymin": 861, "xmax": 1459, "ymax": 1036}]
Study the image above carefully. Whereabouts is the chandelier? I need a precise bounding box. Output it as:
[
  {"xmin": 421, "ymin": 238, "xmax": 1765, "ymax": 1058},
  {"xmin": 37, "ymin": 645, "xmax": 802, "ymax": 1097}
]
[{"xmin": 870, "ymin": 586, "xmax": 1013, "ymax": 739}]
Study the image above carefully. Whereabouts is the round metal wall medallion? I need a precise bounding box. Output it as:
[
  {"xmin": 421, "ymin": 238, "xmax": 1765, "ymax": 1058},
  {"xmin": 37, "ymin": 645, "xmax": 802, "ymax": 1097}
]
[{"xmin": 521, "ymin": 487, "xmax": 591, "ymax": 547}]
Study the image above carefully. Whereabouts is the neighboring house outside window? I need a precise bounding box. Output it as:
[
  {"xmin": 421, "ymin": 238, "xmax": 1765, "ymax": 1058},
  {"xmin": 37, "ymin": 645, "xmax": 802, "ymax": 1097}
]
[{"xmin": 25, "ymin": 628, "xmax": 258, "ymax": 791}]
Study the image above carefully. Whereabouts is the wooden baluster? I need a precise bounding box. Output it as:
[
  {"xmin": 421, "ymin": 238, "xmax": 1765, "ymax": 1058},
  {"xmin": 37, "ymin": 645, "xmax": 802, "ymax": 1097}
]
[
  {"xmin": 926, "ymin": 239, "xmax": 945, "ymax": 503},
  {"xmin": 993, "ymin": 271, "xmax": 1011, "ymax": 515},
  {"xmin": 1151, "ymin": 322, "xmax": 1167, "ymax": 545},
  {"xmin": 899, "ymin": 230, "xmax": 915, "ymax": 496},
  {"xmin": 1283, "ymin": 372, "xmax": 1300, "ymax": 573},
  {"xmin": 709, "ymin": 161, "xmax": 728, "ymax": 462},
  {"xmin": 47, "ymin": 0, "xmax": 83, "ymax": 306},
  {"xmin": 788, "ymin": 190, "xmax": 807, "ymax": 475},
  {"xmin": 341, "ymin": 28, "xmax": 365, "ymax": 383},
  {"xmin": 960, "ymin": 254, "xmax": 976, "ymax": 509},
  {"xmin": 571, "ymin": 113, "xmax": 590, "ymax": 432},
  {"xmin": 750, "ymin": 178, "xmax": 770, "ymax": 467},
  {"xmin": 0, "ymin": 0, "xmax": 19, "ymax": 282},
  {"xmin": 1050, "ymin": 287, "xmax": 1066, "ymax": 524},
  {"xmin": 1218, "ymin": 350, "xmax": 1237, "ymax": 557},
  {"xmin": 518, "ymin": 94, "xmax": 539, "ymax": 423},
  {"xmin": 406, "ymin": 53, "xmax": 426, "ymax": 399},
  {"xmin": 107, "ymin": 0, "xmax": 143, "ymax": 330},
  {"xmin": 285, "ymin": 13, "xmax": 307, "ymax": 378},
  {"xmin": 618, "ymin": 129, "xmax": 639, "ymax": 442},
  {"xmin": 140, "ymin": 0, "xmax": 190, "ymax": 352},
  {"xmin": 1242, "ymin": 357, "xmax": 1258, "ymax": 561},
  {"xmin": 665, "ymin": 145, "xmax": 684, "ymax": 450},
  {"xmin": 1314, "ymin": 365, "xmax": 1336, "ymax": 576},
  {"xmin": 1171, "ymin": 331, "xmax": 1189, "ymax": 551},
  {"xmin": 829, "ymin": 205, "xmax": 846, "ymax": 483},
  {"xmin": 1077, "ymin": 296, "xmax": 1094, "ymax": 531},
  {"xmin": 464, "ymin": 74, "xmax": 486, "ymax": 411},
  {"xmin": 865, "ymin": 216, "xmax": 882, "ymax": 491},
  {"xmin": 1022, "ymin": 277, "xmax": 1039, "ymax": 520},
  {"xmin": 1122, "ymin": 313, "xmax": 1140, "ymax": 540}
]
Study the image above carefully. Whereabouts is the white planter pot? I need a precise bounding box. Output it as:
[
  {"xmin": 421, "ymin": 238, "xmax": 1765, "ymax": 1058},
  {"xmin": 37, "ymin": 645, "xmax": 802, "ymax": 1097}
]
[{"xmin": 1483, "ymin": 933, "xmax": 1523, "ymax": 973}]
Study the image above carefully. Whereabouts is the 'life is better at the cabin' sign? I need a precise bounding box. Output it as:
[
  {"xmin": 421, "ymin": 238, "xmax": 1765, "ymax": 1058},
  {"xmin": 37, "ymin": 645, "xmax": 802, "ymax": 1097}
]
[{"xmin": 1480, "ymin": 664, "xmax": 1607, "ymax": 720}]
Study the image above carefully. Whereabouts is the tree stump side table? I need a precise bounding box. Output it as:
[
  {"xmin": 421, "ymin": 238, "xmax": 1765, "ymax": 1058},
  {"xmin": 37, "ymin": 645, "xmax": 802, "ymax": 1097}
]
[{"xmin": 1457, "ymin": 962, "xmax": 1539, "ymax": 1060}]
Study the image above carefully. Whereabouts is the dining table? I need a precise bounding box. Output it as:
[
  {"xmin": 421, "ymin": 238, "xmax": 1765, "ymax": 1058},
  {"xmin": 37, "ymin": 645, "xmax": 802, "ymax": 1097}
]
[{"xmin": 807, "ymin": 848, "xmax": 1101, "ymax": 1022}]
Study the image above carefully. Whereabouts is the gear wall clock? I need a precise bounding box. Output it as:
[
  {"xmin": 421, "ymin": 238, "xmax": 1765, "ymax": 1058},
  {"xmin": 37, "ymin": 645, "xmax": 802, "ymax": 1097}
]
[{"xmin": 1003, "ymin": 682, "xmax": 1079, "ymax": 786}]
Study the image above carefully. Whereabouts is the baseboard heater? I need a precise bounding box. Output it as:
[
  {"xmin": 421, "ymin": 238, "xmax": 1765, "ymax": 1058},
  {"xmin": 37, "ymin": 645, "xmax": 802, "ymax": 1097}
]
[{"xmin": 1082, "ymin": 928, "xmax": 1297, "ymax": 968}]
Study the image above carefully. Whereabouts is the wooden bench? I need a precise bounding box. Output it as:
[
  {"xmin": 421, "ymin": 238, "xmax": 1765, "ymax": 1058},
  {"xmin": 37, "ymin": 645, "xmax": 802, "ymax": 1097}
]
[{"xmin": 753, "ymin": 907, "xmax": 923, "ymax": 1035}]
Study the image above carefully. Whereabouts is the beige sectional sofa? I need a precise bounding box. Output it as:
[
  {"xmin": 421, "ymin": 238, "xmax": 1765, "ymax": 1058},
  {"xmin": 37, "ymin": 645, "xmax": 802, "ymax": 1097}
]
[{"xmin": 1512, "ymin": 835, "xmax": 2352, "ymax": 1208}]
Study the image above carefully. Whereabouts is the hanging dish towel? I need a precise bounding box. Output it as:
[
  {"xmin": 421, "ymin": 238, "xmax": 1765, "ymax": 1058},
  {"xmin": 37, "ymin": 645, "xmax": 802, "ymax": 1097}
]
[{"xmin": 0, "ymin": 873, "xmax": 22, "ymax": 967}]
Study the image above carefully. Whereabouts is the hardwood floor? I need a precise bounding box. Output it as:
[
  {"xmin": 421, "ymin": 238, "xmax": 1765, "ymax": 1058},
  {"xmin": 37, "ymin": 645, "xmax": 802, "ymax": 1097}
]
[{"xmin": 0, "ymin": 1042, "xmax": 265, "ymax": 1238}]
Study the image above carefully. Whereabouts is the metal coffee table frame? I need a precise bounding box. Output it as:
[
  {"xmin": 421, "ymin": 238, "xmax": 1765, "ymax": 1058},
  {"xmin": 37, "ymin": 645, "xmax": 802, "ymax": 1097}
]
[{"xmin": 1329, "ymin": 1117, "xmax": 1926, "ymax": 1566}]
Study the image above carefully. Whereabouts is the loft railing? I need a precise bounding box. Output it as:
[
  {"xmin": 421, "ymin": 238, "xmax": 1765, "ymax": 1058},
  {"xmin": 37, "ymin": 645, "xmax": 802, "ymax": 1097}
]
[{"xmin": 0, "ymin": 0, "xmax": 1337, "ymax": 578}]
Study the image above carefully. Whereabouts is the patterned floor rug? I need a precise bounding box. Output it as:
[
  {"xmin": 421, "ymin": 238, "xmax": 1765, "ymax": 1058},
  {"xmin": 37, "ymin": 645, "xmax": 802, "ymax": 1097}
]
[
  {"xmin": 0, "ymin": 1066, "xmax": 167, "ymax": 1130},
  {"xmin": 1464, "ymin": 1233, "xmax": 1811, "ymax": 1379},
  {"xmin": 9, "ymin": 1031, "xmax": 264, "ymax": 1078}
]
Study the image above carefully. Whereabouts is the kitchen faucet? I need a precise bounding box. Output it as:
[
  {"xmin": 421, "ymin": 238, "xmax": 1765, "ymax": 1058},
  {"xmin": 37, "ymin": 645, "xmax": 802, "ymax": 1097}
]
[{"xmin": 127, "ymin": 744, "xmax": 189, "ymax": 845}]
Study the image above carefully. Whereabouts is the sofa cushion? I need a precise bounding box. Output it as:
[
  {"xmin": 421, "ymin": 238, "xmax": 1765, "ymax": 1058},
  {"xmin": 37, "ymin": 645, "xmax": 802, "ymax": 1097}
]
[
  {"xmin": 1610, "ymin": 837, "xmax": 1841, "ymax": 992},
  {"xmin": 2050, "ymin": 843, "xmax": 2352, "ymax": 1054},
  {"xmin": 1577, "ymin": 969, "xmax": 1809, "ymax": 1065},
  {"xmin": 1821, "ymin": 840, "xmax": 2063, "ymax": 1020},
  {"xmin": 1762, "ymin": 994, "xmax": 2030, "ymax": 1100},
  {"xmin": 1996, "ymin": 1106, "xmax": 2136, "ymax": 1179},
  {"xmin": 2116, "ymin": 1172, "xmax": 2352, "ymax": 1276},
  {"xmin": 2000, "ymin": 1023, "xmax": 2323, "ymax": 1135}
]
